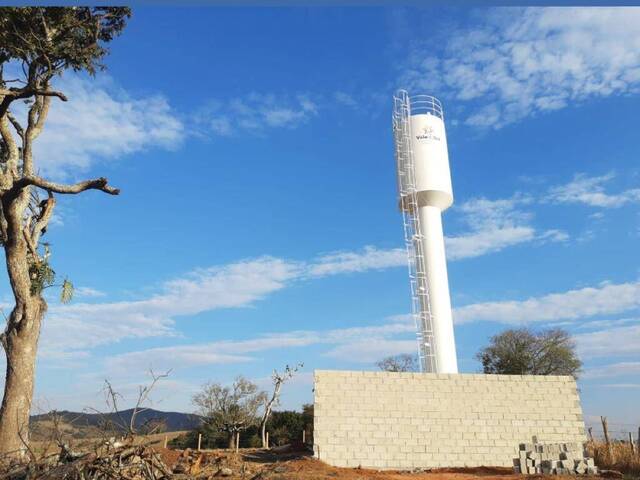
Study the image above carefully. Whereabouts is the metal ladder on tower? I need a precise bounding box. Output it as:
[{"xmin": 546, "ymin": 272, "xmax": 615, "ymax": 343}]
[{"xmin": 392, "ymin": 90, "xmax": 437, "ymax": 374}]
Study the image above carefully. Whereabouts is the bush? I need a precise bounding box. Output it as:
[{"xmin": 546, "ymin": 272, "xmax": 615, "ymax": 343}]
[
  {"xmin": 169, "ymin": 424, "xmax": 261, "ymax": 449},
  {"xmin": 169, "ymin": 407, "xmax": 315, "ymax": 450}
]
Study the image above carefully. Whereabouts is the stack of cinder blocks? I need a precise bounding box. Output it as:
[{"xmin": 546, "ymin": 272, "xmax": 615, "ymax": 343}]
[{"xmin": 516, "ymin": 438, "xmax": 597, "ymax": 475}]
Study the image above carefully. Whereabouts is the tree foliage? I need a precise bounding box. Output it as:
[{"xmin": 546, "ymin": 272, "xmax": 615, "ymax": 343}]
[
  {"xmin": 375, "ymin": 353, "xmax": 419, "ymax": 372},
  {"xmin": 476, "ymin": 328, "xmax": 582, "ymax": 378},
  {"xmin": 0, "ymin": 7, "xmax": 130, "ymax": 78}
]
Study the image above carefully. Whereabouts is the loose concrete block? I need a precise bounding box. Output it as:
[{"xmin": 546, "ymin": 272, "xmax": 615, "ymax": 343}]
[{"xmin": 561, "ymin": 459, "xmax": 573, "ymax": 469}]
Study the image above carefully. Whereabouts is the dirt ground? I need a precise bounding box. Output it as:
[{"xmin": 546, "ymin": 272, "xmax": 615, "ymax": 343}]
[{"xmin": 154, "ymin": 445, "xmax": 598, "ymax": 480}]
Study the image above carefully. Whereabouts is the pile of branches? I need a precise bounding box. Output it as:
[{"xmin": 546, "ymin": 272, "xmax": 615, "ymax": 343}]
[{"xmin": 2, "ymin": 443, "xmax": 173, "ymax": 480}]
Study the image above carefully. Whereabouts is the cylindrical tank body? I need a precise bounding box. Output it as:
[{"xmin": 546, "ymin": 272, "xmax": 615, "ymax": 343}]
[
  {"xmin": 409, "ymin": 112, "xmax": 453, "ymax": 210},
  {"xmin": 408, "ymin": 95, "xmax": 458, "ymax": 374}
]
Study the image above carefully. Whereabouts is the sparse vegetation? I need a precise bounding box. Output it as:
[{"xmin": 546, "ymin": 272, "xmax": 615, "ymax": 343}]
[
  {"xmin": 192, "ymin": 376, "xmax": 267, "ymax": 449},
  {"xmin": 376, "ymin": 353, "xmax": 419, "ymax": 372},
  {"xmin": 587, "ymin": 439, "xmax": 640, "ymax": 477}
]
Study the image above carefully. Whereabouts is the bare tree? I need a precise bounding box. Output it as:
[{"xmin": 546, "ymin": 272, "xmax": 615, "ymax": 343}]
[
  {"xmin": 0, "ymin": 8, "xmax": 130, "ymax": 456},
  {"xmin": 375, "ymin": 353, "xmax": 419, "ymax": 372},
  {"xmin": 193, "ymin": 376, "xmax": 267, "ymax": 449},
  {"xmin": 101, "ymin": 369, "xmax": 171, "ymax": 438},
  {"xmin": 259, "ymin": 363, "xmax": 302, "ymax": 448},
  {"xmin": 476, "ymin": 328, "xmax": 582, "ymax": 377}
]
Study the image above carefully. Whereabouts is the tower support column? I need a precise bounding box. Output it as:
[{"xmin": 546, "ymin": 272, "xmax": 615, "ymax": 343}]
[{"xmin": 418, "ymin": 205, "xmax": 458, "ymax": 374}]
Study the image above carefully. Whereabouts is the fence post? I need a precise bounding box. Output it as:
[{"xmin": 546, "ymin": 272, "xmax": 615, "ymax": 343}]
[
  {"xmin": 163, "ymin": 435, "xmax": 168, "ymax": 449},
  {"xmin": 236, "ymin": 431, "xmax": 240, "ymax": 452},
  {"xmin": 630, "ymin": 432, "xmax": 636, "ymax": 456},
  {"xmin": 266, "ymin": 431, "xmax": 269, "ymax": 449},
  {"xmin": 601, "ymin": 416, "xmax": 613, "ymax": 462},
  {"xmin": 303, "ymin": 430, "xmax": 306, "ymax": 443},
  {"xmin": 198, "ymin": 433, "xmax": 202, "ymax": 451},
  {"xmin": 588, "ymin": 427, "xmax": 593, "ymax": 442}
]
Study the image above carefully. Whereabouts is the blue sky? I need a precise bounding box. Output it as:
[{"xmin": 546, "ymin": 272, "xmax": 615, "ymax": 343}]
[{"xmin": 1, "ymin": 6, "xmax": 639, "ymax": 438}]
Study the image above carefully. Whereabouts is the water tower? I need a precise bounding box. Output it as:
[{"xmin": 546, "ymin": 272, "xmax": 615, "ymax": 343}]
[{"xmin": 392, "ymin": 91, "xmax": 458, "ymax": 374}]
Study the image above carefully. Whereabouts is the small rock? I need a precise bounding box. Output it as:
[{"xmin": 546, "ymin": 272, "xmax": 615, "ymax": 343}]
[
  {"xmin": 273, "ymin": 465, "xmax": 287, "ymax": 473},
  {"xmin": 219, "ymin": 467, "xmax": 233, "ymax": 476}
]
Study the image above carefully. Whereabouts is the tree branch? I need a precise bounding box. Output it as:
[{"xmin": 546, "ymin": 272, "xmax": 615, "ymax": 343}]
[
  {"xmin": 0, "ymin": 87, "xmax": 67, "ymax": 118},
  {"xmin": 31, "ymin": 192, "xmax": 56, "ymax": 248},
  {"xmin": 0, "ymin": 87, "xmax": 67, "ymax": 102},
  {"xmin": 12, "ymin": 176, "xmax": 120, "ymax": 196}
]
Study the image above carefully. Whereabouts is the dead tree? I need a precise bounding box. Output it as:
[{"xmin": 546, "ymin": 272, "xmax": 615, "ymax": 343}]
[
  {"xmin": 260, "ymin": 363, "xmax": 302, "ymax": 448},
  {"xmin": 0, "ymin": 7, "xmax": 130, "ymax": 456},
  {"xmin": 100, "ymin": 369, "xmax": 171, "ymax": 439}
]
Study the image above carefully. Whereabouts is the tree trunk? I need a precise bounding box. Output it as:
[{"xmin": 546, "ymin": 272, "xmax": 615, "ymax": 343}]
[
  {"xmin": 261, "ymin": 418, "xmax": 267, "ymax": 449},
  {"xmin": 0, "ymin": 303, "xmax": 45, "ymax": 456},
  {"xmin": 0, "ymin": 206, "xmax": 46, "ymax": 457},
  {"xmin": 260, "ymin": 382, "xmax": 281, "ymax": 448},
  {"xmin": 228, "ymin": 431, "xmax": 236, "ymax": 449}
]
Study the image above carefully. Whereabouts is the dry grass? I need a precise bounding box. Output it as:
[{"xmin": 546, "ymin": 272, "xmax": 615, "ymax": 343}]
[{"xmin": 587, "ymin": 440, "xmax": 640, "ymax": 477}]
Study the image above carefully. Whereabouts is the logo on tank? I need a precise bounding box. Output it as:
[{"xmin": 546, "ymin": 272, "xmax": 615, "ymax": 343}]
[{"xmin": 415, "ymin": 125, "xmax": 441, "ymax": 142}]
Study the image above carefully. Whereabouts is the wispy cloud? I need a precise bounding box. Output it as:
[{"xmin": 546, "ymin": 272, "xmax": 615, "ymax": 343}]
[
  {"xmin": 105, "ymin": 315, "xmax": 416, "ymax": 372},
  {"xmin": 308, "ymin": 246, "xmax": 405, "ymax": 277},
  {"xmin": 446, "ymin": 196, "xmax": 566, "ymax": 260},
  {"xmin": 307, "ymin": 195, "xmax": 566, "ymax": 276},
  {"xmin": 26, "ymin": 75, "xmax": 184, "ymax": 176},
  {"xmin": 575, "ymin": 324, "xmax": 640, "ymax": 359},
  {"xmin": 546, "ymin": 173, "xmax": 640, "ymax": 208},
  {"xmin": 74, "ymin": 287, "xmax": 107, "ymax": 299},
  {"xmin": 582, "ymin": 362, "xmax": 640, "ymax": 379},
  {"xmin": 197, "ymin": 93, "xmax": 318, "ymax": 136},
  {"xmin": 403, "ymin": 8, "xmax": 640, "ymax": 128},
  {"xmin": 41, "ymin": 257, "xmax": 301, "ymax": 359},
  {"xmin": 454, "ymin": 281, "xmax": 640, "ymax": 324}
]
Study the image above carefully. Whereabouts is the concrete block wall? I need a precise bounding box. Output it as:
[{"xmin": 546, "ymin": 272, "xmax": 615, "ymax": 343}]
[{"xmin": 313, "ymin": 370, "xmax": 586, "ymax": 469}]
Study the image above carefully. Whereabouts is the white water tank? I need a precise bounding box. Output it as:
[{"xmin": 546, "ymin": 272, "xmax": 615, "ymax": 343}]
[{"xmin": 409, "ymin": 102, "xmax": 453, "ymax": 210}]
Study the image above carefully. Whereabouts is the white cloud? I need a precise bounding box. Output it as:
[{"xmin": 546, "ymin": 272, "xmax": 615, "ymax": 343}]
[
  {"xmin": 582, "ymin": 362, "xmax": 640, "ymax": 379},
  {"xmin": 323, "ymin": 339, "xmax": 416, "ymax": 363},
  {"xmin": 28, "ymin": 75, "xmax": 184, "ymax": 176},
  {"xmin": 454, "ymin": 280, "xmax": 640, "ymax": 324},
  {"xmin": 334, "ymin": 91, "xmax": 358, "ymax": 107},
  {"xmin": 445, "ymin": 196, "xmax": 558, "ymax": 260},
  {"xmin": 74, "ymin": 287, "xmax": 106, "ymax": 298},
  {"xmin": 306, "ymin": 196, "xmax": 567, "ymax": 276},
  {"xmin": 575, "ymin": 324, "xmax": 640, "ymax": 359},
  {"xmin": 106, "ymin": 316, "xmax": 417, "ymax": 372},
  {"xmin": 403, "ymin": 8, "xmax": 640, "ymax": 128},
  {"xmin": 198, "ymin": 93, "xmax": 318, "ymax": 136},
  {"xmin": 35, "ymin": 195, "xmax": 569, "ymax": 361},
  {"xmin": 41, "ymin": 257, "xmax": 301, "ymax": 359},
  {"xmin": 546, "ymin": 173, "xmax": 640, "ymax": 208},
  {"xmin": 308, "ymin": 246, "xmax": 406, "ymax": 277}
]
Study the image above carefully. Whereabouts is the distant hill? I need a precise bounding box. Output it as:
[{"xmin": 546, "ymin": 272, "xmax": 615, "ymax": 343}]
[{"xmin": 31, "ymin": 409, "xmax": 202, "ymax": 439}]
